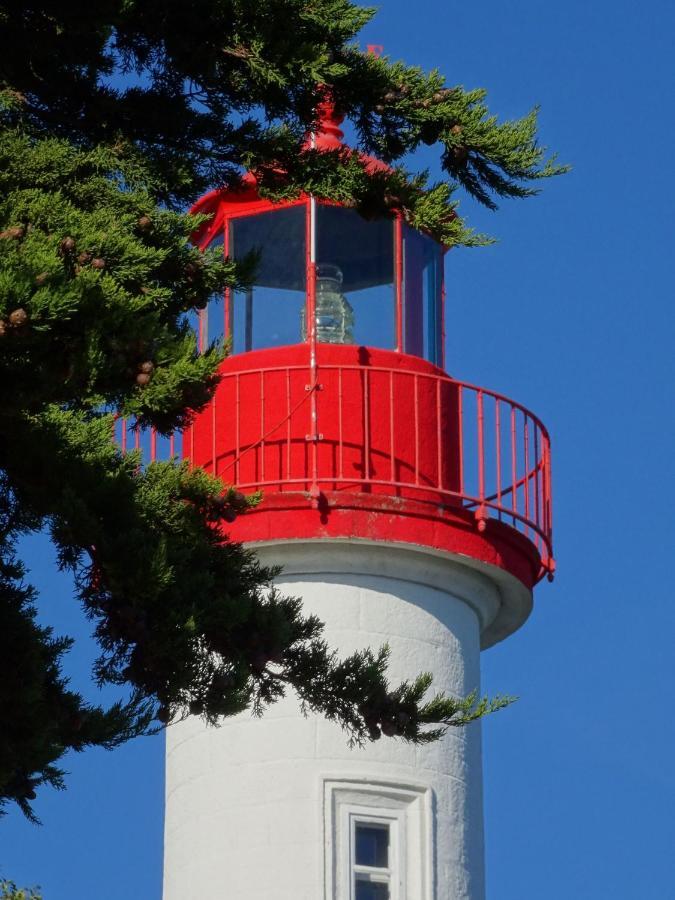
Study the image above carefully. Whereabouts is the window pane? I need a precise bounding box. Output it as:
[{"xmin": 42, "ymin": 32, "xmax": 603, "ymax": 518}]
[
  {"xmin": 204, "ymin": 232, "xmax": 226, "ymax": 347},
  {"xmin": 403, "ymin": 226, "xmax": 443, "ymax": 364},
  {"xmin": 355, "ymin": 823, "xmax": 389, "ymax": 868},
  {"xmin": 355, "ymin": 879, "xmax": 390, "ymax": 900},
  {"xmin": 230, "ymin": 206, "xmax": 306, "ymax": 352},
  {"xmin": 316, "ymin": 205, "xmax": 395, "ymax": 348}
]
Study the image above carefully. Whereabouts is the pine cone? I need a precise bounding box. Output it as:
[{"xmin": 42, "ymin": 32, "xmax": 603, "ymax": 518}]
[
  {"xmin": 60, "ymin": 236, "xmax": 76, "ymax": 254},
  {"xmin": 381, "ymin": 719, "xmax": 397, "ymax": 737},
  {"xmin": 0, "ymin": 320, "xmax": 7, "ymax": 337},
  {"xmin": 136, "ymin": 372, "xmax": 152, "ymax": 386},
  {"xmin": 156, "ymin": 705, "xmax": 172, "ymax": 724},
  {"xmin": 250, "ymin": 651, "xmax": 268, "ymax": 675},
  {"xmin": 452, "ymin": 145, "xmax": 469, "ymax": 166},
  {"xmin": 91, "ymin": 258, "xmax": 106, "ymax": 270},
  {"xmin": 137, "ymin": 215, "xmax": 153, "ymax": 231},
  {"xmin": 138, "ymin": 360, "xmax": 155, "ymax": 374},
  {"xmin": 396, "ymin": 710, "xmax": 411, "ymax": 729},
  {"xmin": 210, "ymin": 672, "xmax": 235, "ymax": 694},
  {"xmin": 77, "ymin": 251, "xmax": 92, "ymax": 265},
  {"xmin": 34, "ymin": 272, "xmax": 49, "ymax": 286},
  {"xmin": 9, "ymin": 308, "xmax": 28, "ymax": 328},
  {"xmin": 0, "ymin": 225, "xmax": 25, "ymax": 240},
  {"xmin": 184, "ymin": 261, "xmax": 200, "ymax": 281},
  {"xmin": 451, "ymin": 124, "xmax": 463, "ymax": 136},
  {"xmin": 419, "ymin": 122, "xmax": 440, "ymax": 146}
]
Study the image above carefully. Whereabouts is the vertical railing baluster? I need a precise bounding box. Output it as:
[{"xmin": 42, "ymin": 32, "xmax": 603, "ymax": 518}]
[
  {"xmin": 235, "ymin": 373, "xmax": 240, "ymax": 485},
  {"xmin": 495, "ymin": 399, "xmax": 502, "ymax": 518},
  {"xmin": 211, "ymin": 385, "xmax": 217, "ymax": 476},
  {"xmin": 523, "ymin": 415, "xmax": 530, "ymax": 536},
  {"xmin": 363, "ymin": 368, "xmax": 370, "ymax": 483},
  {"xmin": 337, "ymin": 367, "xmax": 344, "ymax": 482},
  {"xmin": 436, "ymin": 377, "xmax": 443, "ymax": 493},
  {"xmin": 510, "ymin": 406, "xmax": 517, "ymax": 517},
  {"xmin": 389, "ymin": 370, "xmax": 395, "ymax": 484},
  {"xmin": 260, "ymin": 370, "xmax": 265, "ymax": 484},
  {"xmin": 477, "ymin": 390, "xmax": 485, "ymax": 505},
  {"xmin": 458, "ymin": 387, "xmax": 464, "ymax": 497},
  {"xmin": 534, "ymin": 424, "xmax": 541, "ymax": 533},
  {"xmin": 414, "ymin": 374, "xmax": 420, "ymax": 486},
  {"xmin": 286, "ymin": 369, "xmax": 291, "ymax": 484},
  {"xmin": 198, "ymin": 307, "xmax": 206, "ymax": 353}
]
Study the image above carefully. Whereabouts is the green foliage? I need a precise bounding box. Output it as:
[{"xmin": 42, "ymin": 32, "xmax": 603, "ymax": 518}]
[
  {"xmin": 0, "ymin": 881, "xmax": 41, "ymax": 900},
  {"xmin": 0, "ymin": 0, "xmax": 556, "ymax": 821},
  {"xmin": 0, "ymin": 1, "xmax": 565, "ymax": 242}
]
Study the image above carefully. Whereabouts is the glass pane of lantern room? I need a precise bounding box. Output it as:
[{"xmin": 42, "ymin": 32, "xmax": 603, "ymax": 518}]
[
  {"xmin": 315, "ymin": 205, "xmax": 395, "ymax": 348},
  {"xmin": 403, "ymin": 226, "xmax": 443, "ymax": 365},
  {"xmin": 202, "ymin": 232, "xmax": 226, "ymax": 348},
  {"xmin": 230, "ymin": 206, "xmax": 306, "ymax": 353}
]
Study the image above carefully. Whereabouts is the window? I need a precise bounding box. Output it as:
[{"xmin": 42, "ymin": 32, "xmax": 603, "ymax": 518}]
[
  {"xmin": 354, "ymin": 819, "xmax": 394, "ymax": 899},
  {"xmin": 403, "ymin": 226, "xmax": 443, "ymax": 365},
  {"xmin": 229, "ymin": 205, "xmax": 306, "ymax": 352},
  {"xmin": 324, "ymin": 779, "xmax": 432, "ymax": 900},
  {"xmin": 315, "ymin": 205, "xmax": 396, "ymax": 348}
]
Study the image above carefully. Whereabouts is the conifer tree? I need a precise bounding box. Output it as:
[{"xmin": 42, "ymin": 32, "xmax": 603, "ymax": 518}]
[{"xmin": 0, "ymin": 0, "xmax": 565, "ymax": 820}]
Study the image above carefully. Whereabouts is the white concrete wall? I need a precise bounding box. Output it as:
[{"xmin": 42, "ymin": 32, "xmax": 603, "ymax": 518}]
[{"xmin": 164, "ymin": 541, "xmax": 515, "ymax": 900}]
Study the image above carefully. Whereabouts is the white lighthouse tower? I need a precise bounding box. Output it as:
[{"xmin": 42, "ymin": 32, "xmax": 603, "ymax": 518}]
[{"xmin": 163, "ymin": 102, "xmax": 554, "ymax": 900}]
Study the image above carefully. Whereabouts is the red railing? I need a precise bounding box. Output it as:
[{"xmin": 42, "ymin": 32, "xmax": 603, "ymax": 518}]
[{"xmin": 115, "ymin": 363, "xmax": 554, "ymax": 581}]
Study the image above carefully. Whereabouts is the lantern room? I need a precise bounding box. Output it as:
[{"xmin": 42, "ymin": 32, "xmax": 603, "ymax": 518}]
[
  {"xmin": 191, "ymin": 189, "xmax": 444, "ymax": 366},
  {"xmin": 185, "ymin": 105, "xmax": 555, "ymax": 603}
]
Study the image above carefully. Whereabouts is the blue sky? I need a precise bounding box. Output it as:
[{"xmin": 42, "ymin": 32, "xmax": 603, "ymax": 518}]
[{"xmin": 3, "ymin": 0, "xmax": 675, "ymax": 896}]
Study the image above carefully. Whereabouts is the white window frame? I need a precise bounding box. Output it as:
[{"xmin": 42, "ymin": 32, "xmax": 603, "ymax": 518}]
[
  {"xmin": 323, "ymin": 778, "xmax": 433, "ymax": 900},
  {"xmin": 350, "ymin": 808, "xmax": 401, "ymax": 899}
]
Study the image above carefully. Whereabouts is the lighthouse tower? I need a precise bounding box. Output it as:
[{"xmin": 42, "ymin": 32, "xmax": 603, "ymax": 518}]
[{"xmin": 163, "ymin": 104, "xmax": 554, "ymax": 900}]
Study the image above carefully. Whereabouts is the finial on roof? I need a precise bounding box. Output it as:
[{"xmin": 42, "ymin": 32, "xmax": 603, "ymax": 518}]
[{"xmin": 313, "ymin": 88, "xmax": 345, "ymax": 150}]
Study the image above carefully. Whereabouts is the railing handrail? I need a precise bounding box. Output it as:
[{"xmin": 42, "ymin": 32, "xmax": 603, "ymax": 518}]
[{"xmin": 211, "ymin": 360, "xmax": 552, "ymax": 442}]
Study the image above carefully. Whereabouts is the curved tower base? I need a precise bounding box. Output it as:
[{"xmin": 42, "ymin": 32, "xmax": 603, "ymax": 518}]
[{"xmin": 163, "ymin": 541, "xmax": 531, "ymax": 900}]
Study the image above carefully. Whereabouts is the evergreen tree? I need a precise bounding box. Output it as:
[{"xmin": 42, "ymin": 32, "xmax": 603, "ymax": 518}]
[{"xmin": 0, "ymin": 0, "xmax": 565, "ymax": 820}]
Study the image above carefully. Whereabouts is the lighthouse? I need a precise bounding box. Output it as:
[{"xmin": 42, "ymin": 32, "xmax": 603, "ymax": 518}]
[{"xmin": 163, "ymin": 102, "xmax": 554, "ymax": 900}]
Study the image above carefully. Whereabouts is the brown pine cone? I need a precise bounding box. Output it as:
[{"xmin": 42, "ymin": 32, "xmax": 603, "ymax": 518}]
[
  {"xmin": 452, "ymin": 145, "xmax": 469, "ymax": 165},
  {"xmin": 0, "ymin": 226, "xmax": 25, "ymax": 240},
  {"xmin": 9, "ymin": 308, "xmax": 28, "ymax": 327}
]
